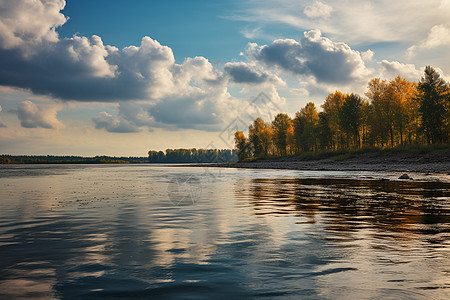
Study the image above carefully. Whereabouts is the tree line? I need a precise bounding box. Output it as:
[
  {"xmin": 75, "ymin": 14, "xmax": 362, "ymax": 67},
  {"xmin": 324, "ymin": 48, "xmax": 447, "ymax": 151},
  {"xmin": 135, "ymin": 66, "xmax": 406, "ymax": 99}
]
[
  {"xmin": 0, "ymin": 155, "xmax": 149, "ymax": 164},
  {"xmin": 235, "ymin": 66, "xmax": 450, "ymax": 161},
  {"xmin": 148, "ymin": 148, "xmax": 238, "ymax": 163}
]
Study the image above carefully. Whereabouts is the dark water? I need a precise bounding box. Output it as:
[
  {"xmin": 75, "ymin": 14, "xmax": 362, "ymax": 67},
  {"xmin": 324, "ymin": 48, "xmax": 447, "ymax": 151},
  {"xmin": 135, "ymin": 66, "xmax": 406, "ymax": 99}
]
[{"xmin": 0, "ymin": 165, "xmax": 449, "ymax": 299}]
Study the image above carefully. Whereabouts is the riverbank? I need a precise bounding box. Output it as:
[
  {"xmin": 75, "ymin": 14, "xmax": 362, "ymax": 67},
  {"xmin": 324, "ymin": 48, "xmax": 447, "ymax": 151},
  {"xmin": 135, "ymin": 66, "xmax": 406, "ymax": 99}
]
[{"xmin": 200, "ymin": 148, "xmax": 450, "ymax": 174}]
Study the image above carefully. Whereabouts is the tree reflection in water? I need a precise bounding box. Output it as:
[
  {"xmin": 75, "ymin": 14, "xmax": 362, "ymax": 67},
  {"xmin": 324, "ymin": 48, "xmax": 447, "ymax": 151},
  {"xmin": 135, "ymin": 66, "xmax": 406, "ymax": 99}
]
[{"xmin": 236, "ymin": 178, "xmax": 450, "ymax": 239}]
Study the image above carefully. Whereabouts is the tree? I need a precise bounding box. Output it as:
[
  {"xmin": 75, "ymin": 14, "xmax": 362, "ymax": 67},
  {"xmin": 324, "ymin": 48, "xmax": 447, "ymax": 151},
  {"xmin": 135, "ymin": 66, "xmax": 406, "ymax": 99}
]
[
  {"xmin": 249, "ymin": 117, "xmax": 266, "ymax": 158},
  {"xmin": 317, "ymin": 112, "xmax": 332, "ymax": 150},
  {"xmin": 293, "ymin": 102, "xmax": 319, "ymax": 152},
  {"xmin": 322, "ymin": 91, "xmax": 346, "ymax": 149},
  {"xmin": 235, "ymin": 130, "xmax": 250, "ymax": 161},
  {"xmin": 238, "ymin": 67, "xmax": 448, "ymax": 159},
  {"xmin": 417, "ymin": 66, "xmax": 449, "ymax": 143},
  {"xmin": 272, "ymin": 113, "xmax": 292, "ymax": 156},
  {"xmin": 360, "ymin": 100, "xmax": 371, "ymax": 147},
  {"xmin": 366, "ymin": 78, "xmax": 390, "ymax": 147},
  {"xmin": 365, "ymin": 77, "xmax": 417, "ymax": 147},
  {"xmin": 148, "ymin": 149, "xmax": 237, "ymax": 163},
  {"xmin": 287, "ymin": 125, "xmax": 296, "ymax": 155},
  {"xmin": 339, "ymin": 93, "xmax": 364, "ymax": 148},
  {"xmin": 386, "ymin": 76, "xmax": 418, "ymax": 145},
  {"xmin": 293, "ymin": 111, "xmax": 304, "ymax": 153},
  {"xmin": 261, "ymin": 125, "xmax": 274, "ymax": 156}
]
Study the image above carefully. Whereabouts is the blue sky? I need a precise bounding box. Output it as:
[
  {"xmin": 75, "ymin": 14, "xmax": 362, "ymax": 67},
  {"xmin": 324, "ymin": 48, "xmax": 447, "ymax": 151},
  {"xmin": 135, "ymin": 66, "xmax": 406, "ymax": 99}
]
[
  {"xmin": 0, "ymin": 0, "xmax": 449, "ymax": 156},
  {"xmin": 58, "ymin": 0, "xmax": 248, "ymax": 62}
]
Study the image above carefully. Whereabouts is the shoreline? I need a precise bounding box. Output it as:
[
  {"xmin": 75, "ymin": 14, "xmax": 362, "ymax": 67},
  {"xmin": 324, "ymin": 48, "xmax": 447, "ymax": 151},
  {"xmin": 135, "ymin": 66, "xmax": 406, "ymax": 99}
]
[{"xmin": 193, "ymin": 150, "xmax": 450, "ymax": 174}]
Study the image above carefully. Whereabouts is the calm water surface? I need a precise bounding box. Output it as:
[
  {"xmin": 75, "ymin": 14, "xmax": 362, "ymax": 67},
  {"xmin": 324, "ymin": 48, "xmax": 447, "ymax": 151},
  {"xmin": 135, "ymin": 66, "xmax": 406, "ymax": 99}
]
[{"xmin": 0, "ymin": 164, "xmax": 449, "ymax": 299}]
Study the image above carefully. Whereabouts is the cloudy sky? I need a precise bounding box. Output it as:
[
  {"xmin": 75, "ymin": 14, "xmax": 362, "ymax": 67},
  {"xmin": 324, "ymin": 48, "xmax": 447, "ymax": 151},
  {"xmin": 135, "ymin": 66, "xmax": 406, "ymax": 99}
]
[{"xmin": 0, "ymin": 0, "xmax": 449, "ymax": 156}]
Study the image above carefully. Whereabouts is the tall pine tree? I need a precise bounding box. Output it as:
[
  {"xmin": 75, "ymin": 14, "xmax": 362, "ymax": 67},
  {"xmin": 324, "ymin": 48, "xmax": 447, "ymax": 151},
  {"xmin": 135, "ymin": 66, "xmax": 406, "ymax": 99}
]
[{"xmin": 417, "ymin": 66, "xmax": 448, "ymax": 143}]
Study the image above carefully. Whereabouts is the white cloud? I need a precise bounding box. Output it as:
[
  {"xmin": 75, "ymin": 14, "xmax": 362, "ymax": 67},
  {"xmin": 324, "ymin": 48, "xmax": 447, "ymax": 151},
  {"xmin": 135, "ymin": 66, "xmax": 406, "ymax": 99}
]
[
  {"xmin": 0, "ymin": 0, "xmax": 237, "ymax": 108},
  {"xmin": 147, "ymin": 82, "xmax": 242, "ymax": 131},
  {"xmin": 239, "ymin": 27, "xmax": 272, "ymax": 40},
  {"xmin": 92, "ymin": 112, "xmax": 140, "ymax": 133},
  {"xmin": 230, "ymin": 0, "xmax": 450, "ymax": 45},
  {"xmin": 91, "ymin": 81, "xmax": 244, "ymax": 133},
  {"xmin": 0, "ymin": 104, "xmax": 6, "ymax": 127},
  {"xmin": 4, "ymin": 0, "xmax": 446, "ymax": 137},
  {"xmin": 0, "ymin": 33, "xmax": 176, "ymax": 101},
  {"xmin": 361, "ymin": 49, "xmax": 374, "ymax": 62},
  {"xmin": 378, "ymin": 60, "xmax": 450, "ymax": 83},
  {"xmin": 247, "ymin": 29, "xmax": 371, "ymax": 84},
  {"xmin": 290, "ymin": 87, "xmax": 310, "ymax": 96},
  {"xmin": 434, "ymin": 67, "xmax": 450, "ymax": 82},
  {"xmin": 407, "ymin": 24, "xmax": 450, "ymax": 57},
  {"xmin": 422, "ymin": 24, "xmax": 450, "ymax": 48},
  {"xmin": 17, "ymin": 101, "xmax": 64, "ymax": 129},
  {"xmin": 304, "ymin": 1, "xmax": 333, "ymax": 19},
  {"xmin": 378, "ymin": 60, "xmax": 422, "ymax": 81},
  {"xmin": 0, "ymin": 0, "xmax": 242, "ymax": 130},
  {"xmin": 0, "ymin": 0, "xmax": 67, "ymax": 51}
]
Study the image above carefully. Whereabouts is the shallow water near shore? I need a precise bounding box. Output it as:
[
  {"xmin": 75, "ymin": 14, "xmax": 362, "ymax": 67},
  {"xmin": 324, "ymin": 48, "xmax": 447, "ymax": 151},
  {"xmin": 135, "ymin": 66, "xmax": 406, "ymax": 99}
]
[{"xmin": 0, "ymin": 164, "xmax": 449, "ymax": 299}]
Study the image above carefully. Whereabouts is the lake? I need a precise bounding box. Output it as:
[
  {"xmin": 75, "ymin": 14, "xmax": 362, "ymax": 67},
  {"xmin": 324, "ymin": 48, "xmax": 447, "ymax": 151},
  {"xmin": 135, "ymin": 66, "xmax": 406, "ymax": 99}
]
[{"xmin": 0, "ymin": 164, "xmax": 449, "ymax": 299}]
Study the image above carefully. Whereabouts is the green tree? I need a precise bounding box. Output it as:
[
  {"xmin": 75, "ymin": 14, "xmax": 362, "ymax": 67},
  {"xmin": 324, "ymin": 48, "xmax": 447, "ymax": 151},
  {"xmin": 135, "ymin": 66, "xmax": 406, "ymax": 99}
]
[
  {"xmin": 317, "ymin": 112, "xmax": 332, "ymax": 150},
  {"xmin": 293, "ymin": 111, "xmax": 304, "ymax": 153},
  {"xmin": 339, "ymin": 93, "xmax": 364, "ymax": 148},
  {"xmin": 417, "ymin": 66, "xmax": 449, "ymax": 143}
]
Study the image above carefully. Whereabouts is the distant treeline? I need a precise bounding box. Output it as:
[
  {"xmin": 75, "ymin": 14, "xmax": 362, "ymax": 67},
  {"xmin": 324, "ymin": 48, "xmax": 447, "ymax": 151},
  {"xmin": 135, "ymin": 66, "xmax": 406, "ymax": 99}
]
[
  {"xmin": 0, "ymin": 155, "xmax": 149, "ymax": 164},
  {"xmin": 235, "ymin": 66, "xmax": 450, "ymax": 161},
  {"xmin": 148, "ymin": 148, "xmax": 237, "ymax": 163}
]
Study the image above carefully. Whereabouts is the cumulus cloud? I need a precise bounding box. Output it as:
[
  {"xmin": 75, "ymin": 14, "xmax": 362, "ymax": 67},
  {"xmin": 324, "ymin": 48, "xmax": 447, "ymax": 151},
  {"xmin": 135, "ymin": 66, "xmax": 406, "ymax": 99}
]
[
  {"xmin": 379, "ymin": 60, "xmax": 450, "ymax": 83},
  {"xmin": 247, "ymin": 29, "xmax": 371, "ymax": 84},
  {"xmin": 92, "ymin": 81, "xmax": 242, "ymax": 132},
  {"xmin": 224, "ymin": 62, "xmax": 284, "ymax": 85},
  {"xmin": 7, "ymin": 0, "xmax": 438, "ymax": 134},
  {"xmin": 361, "ymin": 49, "xmax": 374, "ymax": 62},
  {"xmin": 0, "ymin": 34, "xmax": 176, "ymax": 101},
  {"xmin": 150, "ymin": 97, "xmax": 219, "ymax": 129},
  {"xmin": 407, "ymin": 24, "xmax": 450, "ymax": 57},
  {"xmin": 378, "ymin": 60, "xmax": 422, "ymax": 81},
  {"xmin": 147, "ymin": 84, "xmax": 240, "ymax": 131},
  {"xmin": 17, "ymin": 101, "xmax": 64, "ymax": 129},
  {"xmin": 92, "ymin": 112, "xmax": 140, "ymax": 133},
  {"xmin": 241, "ymin": 86, "xmax": 285, "ymax": 122},
  {"xmin": 0, "ymin": 0, "xmax": 245, "ymax": 131},
  {"xmin": 304, "ymin": 1, "xmax": 333, "ymax": 19},
  {"xmin": 0, "ymin": 104, "xmax": 6, "ymax": 127},
  {"xmin": 0, "ymin": 0, "xmax": 67, "ymax": 50},
  {"xmin": 0, "ymin": 0, "xmax": 225, "ymax": 105}
]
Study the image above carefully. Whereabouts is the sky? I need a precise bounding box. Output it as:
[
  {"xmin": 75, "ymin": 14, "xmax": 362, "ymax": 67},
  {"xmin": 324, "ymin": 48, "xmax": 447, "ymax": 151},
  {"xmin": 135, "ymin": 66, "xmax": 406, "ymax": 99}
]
[{"xmin": 0, "ymin": 0, "xmax": 449, "ymax": 156}]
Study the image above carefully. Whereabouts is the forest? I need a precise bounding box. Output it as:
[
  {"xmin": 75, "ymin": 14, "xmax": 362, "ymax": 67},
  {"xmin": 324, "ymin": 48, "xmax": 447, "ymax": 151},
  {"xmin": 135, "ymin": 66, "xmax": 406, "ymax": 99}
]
[
  {"xmin": 148, "ymin": 148, "xmax": 237, "ymax": 163},
  {"xmin": 235, "ymin": 66, "xmax": 450, "ymax": 161},
  {"xmin": 0, "ymin": 155, "xmax": 148, "ymax": 164}
]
